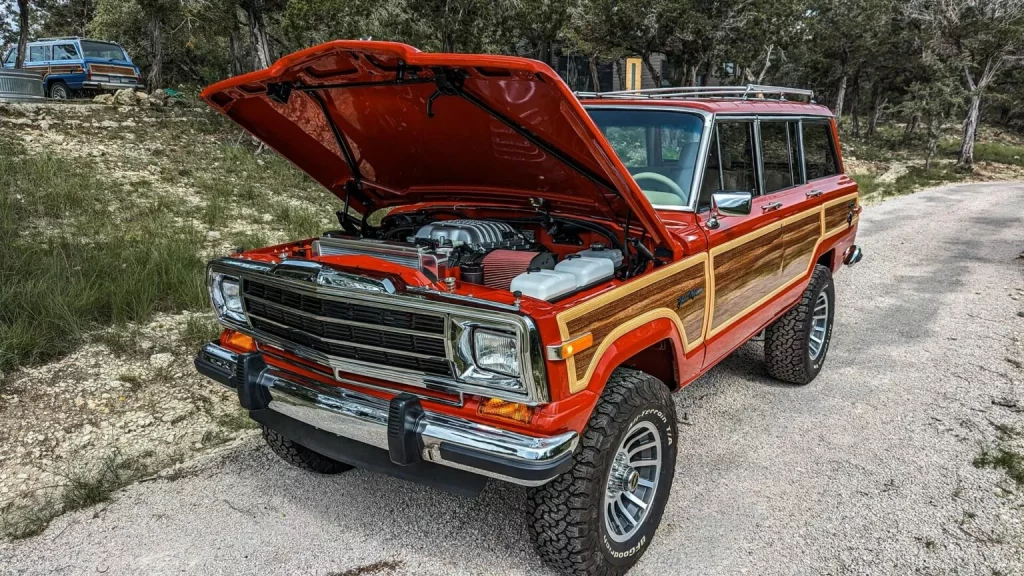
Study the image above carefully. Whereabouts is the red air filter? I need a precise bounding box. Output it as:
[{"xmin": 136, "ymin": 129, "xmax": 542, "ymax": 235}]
[{"xmin": 481, "ymin": 250, "xmax": 555, "ymax": 290}]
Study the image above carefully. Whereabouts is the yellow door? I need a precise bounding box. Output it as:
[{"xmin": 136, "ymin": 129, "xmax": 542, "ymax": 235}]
[{"xmin": 625, "ymin": 57, "xmax": 642, "ymax": 92}]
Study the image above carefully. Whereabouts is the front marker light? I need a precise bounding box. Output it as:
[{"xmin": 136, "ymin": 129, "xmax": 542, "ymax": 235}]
[
  {"xmin": 210, "ymin": 273, "xmax": 245, "ymax": 322},
  {"xmin": 473, "ymin": 330, "xmax": 520, "ymax": 377}
]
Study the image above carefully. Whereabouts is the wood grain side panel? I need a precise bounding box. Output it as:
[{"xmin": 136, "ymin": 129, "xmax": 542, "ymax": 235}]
[
  {"xmin": 711, "ymin": 227, "xmax": 783, "ymax": 331},
  {"xmin": 780, "ymin": 213, "xmax": 822, "ymax": 281},
  {"xmin": 824, "ymin": 202, "xmax": 851, "ymax": 232},
  {"xmin": 565, "ymin": 263, "xmax": 705, "ymax": 382}
]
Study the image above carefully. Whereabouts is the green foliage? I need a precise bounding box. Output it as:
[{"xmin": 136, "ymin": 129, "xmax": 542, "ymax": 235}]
[{"xmin": 0, "ymin": 136, "xmax": 207, "ymax": 372}]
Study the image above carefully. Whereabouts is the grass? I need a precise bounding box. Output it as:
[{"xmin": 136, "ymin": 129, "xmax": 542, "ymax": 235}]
[
  {"xmin": 0, "ymin": 104, "xmax": 335, "ymax": 376},
  {"xmin": 973, "ymin": 422, "xmax": 1024, "ymax": 488},
  {"xmin": 0, "ymin": 137, "xmax": 208, "ymax": 372},
  {"xmin": 851, "ymin": 165, "xmax": 967, "ymax": 203},
  {"xmin": 178, "ymin": 315, "xmax": 221, "ymax": 351},
  {"xmin": 0, "ymin": 450, "xmax": 155, "ymax": 539}
]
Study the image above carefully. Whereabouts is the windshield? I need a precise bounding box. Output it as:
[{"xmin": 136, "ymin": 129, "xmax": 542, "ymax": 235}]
[
  {"xmin": 80, "ymin": 41, "xmax": 127, "ymax": 61},
  {"xmin": 589, "ymin": 108, "xmax": 704, "ymax": 207}
]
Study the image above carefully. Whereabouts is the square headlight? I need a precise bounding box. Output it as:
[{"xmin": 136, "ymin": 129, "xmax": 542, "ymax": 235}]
[
  {"xmin": 209, "ymin": 272, "xmax": 245, "ymax": 322},
  {"xmin": 473, "ymin": 329, "xmax": 520, "ymax": 377}
]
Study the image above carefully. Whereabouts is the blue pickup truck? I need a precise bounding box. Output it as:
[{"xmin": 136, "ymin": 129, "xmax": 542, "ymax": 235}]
[{"xmin": 2, "ymin": 37, "xmax": 144, "ymax": 99}]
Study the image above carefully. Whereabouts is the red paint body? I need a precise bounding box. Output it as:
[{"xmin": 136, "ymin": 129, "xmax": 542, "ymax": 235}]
[{"xmin": 202, "ymin": 41, "xmax": 859, "ymax": 441}]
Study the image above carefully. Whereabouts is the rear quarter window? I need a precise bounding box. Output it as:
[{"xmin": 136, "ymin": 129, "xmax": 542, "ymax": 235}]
[
  {"xmin": 803, "ymin": 121, "xmax": 840, "ymax": 180},
  {"xmin": 54, "ymin": 44, "xmax": 79, "ymax": 60}
]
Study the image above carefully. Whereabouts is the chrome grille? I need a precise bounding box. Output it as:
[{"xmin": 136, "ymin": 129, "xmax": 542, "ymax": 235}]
[{"xmin": 241, "ymin": 280, "xmax": 452, "ymax": 376}]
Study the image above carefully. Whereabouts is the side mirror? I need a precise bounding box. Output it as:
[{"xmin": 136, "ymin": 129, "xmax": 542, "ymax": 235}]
[{"xmin": 707, "ymin": 190, "xmax": 753, "ymax": 229}]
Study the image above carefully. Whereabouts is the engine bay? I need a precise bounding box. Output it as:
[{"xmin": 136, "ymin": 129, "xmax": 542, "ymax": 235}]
[{"xmin": 306, "ymin": 215, "xmax": 629, "ymax": 302}]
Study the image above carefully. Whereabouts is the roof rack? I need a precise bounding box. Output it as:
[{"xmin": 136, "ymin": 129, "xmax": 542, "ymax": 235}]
[
  {"xmin": 34, "ymin": 36, "xmax": 81, "ymax": 42},
  {"xmin": 575, "ymin": 84, "xmax": 814, "ymax": 102}
]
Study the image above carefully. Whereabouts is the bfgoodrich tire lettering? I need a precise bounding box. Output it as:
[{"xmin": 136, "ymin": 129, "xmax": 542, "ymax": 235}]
[
  {"xmin": 528, "ymin": 368, "xmax": 678, "ymax": 576},
  {"xmin": 764, "ymin": 264, "xmax": 836, "ymax": 385},
  {"xmin": 262, "ymin": 426, "xmax": 353, "ymax": 474}
]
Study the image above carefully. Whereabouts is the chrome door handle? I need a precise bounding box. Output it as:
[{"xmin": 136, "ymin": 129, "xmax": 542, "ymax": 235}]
[
  {"xmin": 762, "ymin": 201, "xmax": 783, "ymax": 212},
  {"xmin": 806, "ymin": 189, "xmax": 824, "ymax": 198}
]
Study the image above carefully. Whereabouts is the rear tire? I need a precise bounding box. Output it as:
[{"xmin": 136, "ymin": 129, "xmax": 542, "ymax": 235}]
[
  {"xmin": 764, "ymin": 264, "xmax": 835, "ymax": 385},
  {"xmin": 528, "ymin": 369, "xmax": 678, "ymax": 576},
  {"xmin": 48, "ymin": 81, "xmax": 70, "ymax": 100},
  {"xmin": 262, "ymin": 426, "xmax": 353, "ymax": 474}
]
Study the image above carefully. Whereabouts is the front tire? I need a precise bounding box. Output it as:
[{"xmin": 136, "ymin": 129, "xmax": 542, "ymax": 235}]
[
  {"xmin": 764, "ymin": 264, "xmax": 835, "ymax": 384},
  {"xmin": 48, "ymin": 81, "xmax": 70, "ymax": 100},
  {"xmin": 262, "ymin": 426, "xmax": 353, "ymax": 474},
  {"xmin": 529, "ymin": 369, "xmax": 678, "ymax": 576}
]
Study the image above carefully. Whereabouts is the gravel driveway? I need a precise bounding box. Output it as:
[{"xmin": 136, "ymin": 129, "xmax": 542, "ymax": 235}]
[{"xmin": 2, "ymin": 182, "xmax": 1023, "ymax": 576}]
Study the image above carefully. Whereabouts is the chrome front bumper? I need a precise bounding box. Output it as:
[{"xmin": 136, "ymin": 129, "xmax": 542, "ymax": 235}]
[{"xmin": 196, "ymin": 343, "xmax": 578, "ymax": 488}]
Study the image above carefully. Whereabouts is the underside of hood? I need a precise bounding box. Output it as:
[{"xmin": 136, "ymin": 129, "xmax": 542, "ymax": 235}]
[{"xmin": 200, "ymin": 41, "xmax": 675, "ymax": 253}]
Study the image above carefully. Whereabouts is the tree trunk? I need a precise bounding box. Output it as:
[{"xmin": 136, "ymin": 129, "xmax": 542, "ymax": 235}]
[
  {"xmin": 15, "ymin": 0, "xmax": 29, "ymax": 68},
  {"xmin": 642, "ymin": 53, "xmax": 661, "ymax": 88},
  {"xmin": 246, "ymin": 4, "xmax": 272, "ymax": 70},
  {"xmin": 905, "ymin": 114, "xmax": 919, "ymax": 134},
  {"xmin": 958, "ymin": 91, "xmax": 981, "ymax": 168},
  {"xmin": 147, "ymin": 15, "xmax": 163, "ymax": 90},
  {"xmin": 834, "ymin": 74, "xmax": 848, "ymax": 126},
  {"xmin": 867, "ymin": 93, "xmax": 886, "ymax": 137},
  {"xmin": 229, "ymin": 29, "xmax": 244, "ymax": 77},
  {"xmin": 588, "ymin": 55, "xmax": 600, "ymax": 92}
]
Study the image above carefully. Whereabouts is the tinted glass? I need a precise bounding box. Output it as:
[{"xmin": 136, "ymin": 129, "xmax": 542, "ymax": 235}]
[
  {"xmin": 28, "ymin": 45, "xmax": 50, "ymax": 62},
  {"xmin": 590, "ymin": 109, "xmax": 705, "ymax": 207},
  {"xmin": 80, "ymin": 41, "xmax": 126, "ymax": 60},
  {"xmin": 803, "ymin": 121, "xmax": 839, "ymax": 180},
  {"xmin": 54, "ymin": 44, "xmax": 79, "ymax": 60},
  {"xmin": 760, "ymin": 121, "xmax": 802, "ymax": 193},
  {"xmin": 698, "ymin": 121, "xmax": 757, "ymax": 210}
]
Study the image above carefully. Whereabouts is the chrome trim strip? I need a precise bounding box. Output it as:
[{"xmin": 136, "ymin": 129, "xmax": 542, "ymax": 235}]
[
  {"xmin": 257, "ymin": 367, "xmax": 577, "ymax": 486},
  {"xmin": 260, "ymin": 355, "xmax": 465, "ymax": 407},
  {"xmin": 244, "ymin": 293, "xmax": 447, "ymax": 339},
  {"xmin": 247, "ymin": 312, "xmax": 447, "ymax": 362}
]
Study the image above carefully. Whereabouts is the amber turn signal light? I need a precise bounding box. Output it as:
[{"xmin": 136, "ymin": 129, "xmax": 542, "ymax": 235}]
[
  {"xmin": 222, "ymin": 330, "xmax": 255, "ymax": 351},
  {"xmin": 546, "ymin": 332, "xmax": 594, "ymax": 360},
  {"xmin": 478, "ymin": 398, "xmax": 533, "ymax": 424}
]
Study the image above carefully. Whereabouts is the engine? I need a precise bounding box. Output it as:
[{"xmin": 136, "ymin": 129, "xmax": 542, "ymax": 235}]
[{"xmin": 311, "ymin": 219, "xmax": 619, "ymax": 301}]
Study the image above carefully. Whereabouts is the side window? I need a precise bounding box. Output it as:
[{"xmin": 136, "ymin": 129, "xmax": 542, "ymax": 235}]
[
  {"xmin": 698, "ymin": 121, "xmax": 757, "ymax": 210},
  {"xmin": 604, "ymin": 126, "xmax": 648, "ymax": 168},
  {"xmin": 28, "ymin": 45, "xmax": 51, "ymax": 62},
  {"xmin": 54, "ymin": 44, "xmax": 79, "ymax": 60},
  {"xmin": 760, "ymin": 121, "xmax": 803, "ymax": 193},
  {"xmin": 803, "ymin": 121, "xmax": 839, "ymax": 180},
  {"xmin": 2, "ymin": 49, "xmax": 15, "ymax": 65}
]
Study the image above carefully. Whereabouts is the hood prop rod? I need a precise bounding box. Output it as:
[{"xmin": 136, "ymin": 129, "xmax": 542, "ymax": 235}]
[{"xmin": 306, "ymin": 88, "xmax": 369, "ymax": 234}]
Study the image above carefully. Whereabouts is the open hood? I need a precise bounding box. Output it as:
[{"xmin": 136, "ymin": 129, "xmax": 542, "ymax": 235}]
[{"xmin": 200, "ymin": 41, "xmax": 675, "ymax": 253}]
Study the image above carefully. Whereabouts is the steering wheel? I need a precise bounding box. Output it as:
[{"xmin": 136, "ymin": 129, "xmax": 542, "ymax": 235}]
[{"xmin": 632, "ymin": 172, "xmax": 686, "ymax": 201}]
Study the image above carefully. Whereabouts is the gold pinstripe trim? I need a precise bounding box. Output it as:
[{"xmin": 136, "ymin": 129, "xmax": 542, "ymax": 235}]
[
  {"xmin": 554, "ymin": 192, "xmax": 858, "ymax": 394},
  {"xmin": 705, "ymin": 192, "xmax": 858, "ymax": 339},
  {"xmin": 557, "ymin": 253, "xmax": 708, "ymax": 393}
]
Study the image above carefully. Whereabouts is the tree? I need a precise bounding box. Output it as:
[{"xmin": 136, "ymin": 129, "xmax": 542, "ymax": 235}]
[
  {"xmin": 15, "ymin": 0, "xmax": 29, "ymax": 68},
  {"xmin": 910, "ymin": 0, "xmax": 1024, "ymax": 168},
  {"xmin": 36, "ymin": 0, "xmax": 96, "ymax": 37}
]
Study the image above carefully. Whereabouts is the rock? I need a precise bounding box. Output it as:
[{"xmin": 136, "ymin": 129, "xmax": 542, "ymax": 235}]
[
  {"xmin": 150, "ymin": 89, "xmax": 170, "ymax": 104},
  {"xmin": 112, "ymin": 88, "xmax": 137, "ymax": 106},
  {"xmin": 149, "ymin": 353, "xmax": 174, "ymax": 369},
  {"xmin": 94, "ymin": 93, "xmax": 114, "ymax": 105}
]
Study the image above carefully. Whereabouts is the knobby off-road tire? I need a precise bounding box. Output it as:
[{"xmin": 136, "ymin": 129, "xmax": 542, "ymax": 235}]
[
  {"xmin": 529, "ymin": 369, "xmax": 678, "ymax": 576},
  {"xmin": 764, "ymin": 264, "xmax": 836, "ymax": 385},
  {"xmin": 262, "ymin": 426, "xmax": 353, "ymax": 474}
]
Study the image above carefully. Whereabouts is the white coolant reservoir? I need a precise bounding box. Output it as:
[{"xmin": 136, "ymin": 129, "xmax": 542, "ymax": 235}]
[
  {"xmin": 554, "ymin": 255, "xmax": 614, "ymax": 288},
  {"xmin": 577, "ymin": 242, "xmax": 624, "ymax": 269},
  {"xmin": 510, "ymin": 269, "xmax": 577, "ymax": 302}
]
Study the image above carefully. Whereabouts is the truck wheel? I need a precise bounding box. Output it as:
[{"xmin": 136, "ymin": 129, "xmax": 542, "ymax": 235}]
[
  {"xmin": 262, "ymin": 426, "xmax": 353, "ymax": 474},
  {"xmin": 764, "ymin": 264, "xmax": 835, "ymax": 385},
  {"xmin": 529, "ymin": 369, "xmax": 677, "ymax": 576},
  {"xmin": 48, "ymin": 81, "xmax": 70, "ymax": 100}
]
